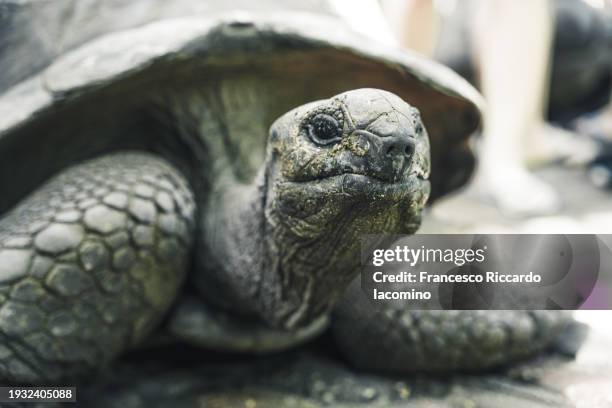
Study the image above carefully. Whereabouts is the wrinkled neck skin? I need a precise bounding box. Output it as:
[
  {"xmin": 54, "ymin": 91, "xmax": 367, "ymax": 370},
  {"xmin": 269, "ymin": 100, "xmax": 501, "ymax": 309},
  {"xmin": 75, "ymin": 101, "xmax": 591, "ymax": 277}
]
[
  {"xmin": 201, "ymin": 162, "xmax": 423, "ymax": 331},
  {"xmin": 168, "ymin": 83, "xmax": 425, "ymax": 330}
]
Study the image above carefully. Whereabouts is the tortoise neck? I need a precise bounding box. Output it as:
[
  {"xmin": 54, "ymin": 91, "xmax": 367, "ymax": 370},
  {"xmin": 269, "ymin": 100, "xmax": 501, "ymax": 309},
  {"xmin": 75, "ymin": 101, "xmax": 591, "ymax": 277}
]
[
  {"xmin": 165, "ymin": 81, "xmax": 272, "ymax": 189},
  {"xmin": 165, "ymin": 83, "xmax": 276, "ymax": 317},
  {"xmin": 192, "ymin": 171, "xmax": 268, "ymax": 318}
]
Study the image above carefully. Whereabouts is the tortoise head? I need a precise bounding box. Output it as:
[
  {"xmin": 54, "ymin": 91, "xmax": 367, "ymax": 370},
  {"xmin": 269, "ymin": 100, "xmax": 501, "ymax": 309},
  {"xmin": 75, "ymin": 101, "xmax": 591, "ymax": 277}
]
[
  {"xmin": 268, "ymin": 88, "xmax": 430, "ymax": 232},
  {"xmin": 260, "ymin": 89, "xmax": 430, "ymax": 328}
]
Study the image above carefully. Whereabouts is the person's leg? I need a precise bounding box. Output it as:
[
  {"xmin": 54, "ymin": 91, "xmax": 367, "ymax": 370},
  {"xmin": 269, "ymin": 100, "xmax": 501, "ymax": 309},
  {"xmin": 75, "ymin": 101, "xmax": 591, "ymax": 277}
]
[
  {"xmin": 475, "ymin": 0, "xmax": 560, "ymax": 215},
  {"xmin": 331, "ymin": 0, "xmax": 398, "ymax": 46},
  {"xmin": 380, "ymin": 0, "xmax": 439, "ymax": 56}
]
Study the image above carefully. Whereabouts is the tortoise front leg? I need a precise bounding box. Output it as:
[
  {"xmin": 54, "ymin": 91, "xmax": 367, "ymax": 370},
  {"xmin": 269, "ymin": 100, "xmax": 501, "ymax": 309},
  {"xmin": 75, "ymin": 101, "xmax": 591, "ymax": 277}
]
[{"xmin": 0, "ymin": 152, "xmax": 195, "ymax": 383}]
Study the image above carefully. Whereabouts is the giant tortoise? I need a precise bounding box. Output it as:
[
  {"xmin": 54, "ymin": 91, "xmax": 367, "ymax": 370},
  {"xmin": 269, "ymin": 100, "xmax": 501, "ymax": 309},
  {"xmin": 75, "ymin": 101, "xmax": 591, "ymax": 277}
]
[{"xmin": 0, "ymin": 0, "xmax": 569, "ymax": 388}]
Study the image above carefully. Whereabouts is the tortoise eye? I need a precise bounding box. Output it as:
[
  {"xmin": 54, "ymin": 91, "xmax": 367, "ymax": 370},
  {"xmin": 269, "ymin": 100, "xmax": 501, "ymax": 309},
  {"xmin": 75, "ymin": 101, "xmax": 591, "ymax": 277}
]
[{"xmin": 307, "ymin": 114, "xmax": 342, "ymax": 146}]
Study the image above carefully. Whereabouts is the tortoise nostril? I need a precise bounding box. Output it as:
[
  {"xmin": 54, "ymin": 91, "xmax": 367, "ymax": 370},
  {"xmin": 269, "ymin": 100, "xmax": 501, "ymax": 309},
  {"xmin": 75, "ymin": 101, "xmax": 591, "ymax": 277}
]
[
  {"xmin": 404, "ymin": 144, "xmax": 414, "ymax": 158},
  {"xmin": 384, "ymin": 140, "xmax": 413, "ymax": 158}
]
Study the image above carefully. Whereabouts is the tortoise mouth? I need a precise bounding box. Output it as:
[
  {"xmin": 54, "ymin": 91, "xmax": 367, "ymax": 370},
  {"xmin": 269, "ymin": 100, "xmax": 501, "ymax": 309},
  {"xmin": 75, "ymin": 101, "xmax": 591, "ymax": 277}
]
[
  {"xmin": 328, "ymin": 172, "xmax": 428, "ymax": 196},
  {"xmin": 281, "ymin": 172, "xmax": 429, "ymax": 202}
]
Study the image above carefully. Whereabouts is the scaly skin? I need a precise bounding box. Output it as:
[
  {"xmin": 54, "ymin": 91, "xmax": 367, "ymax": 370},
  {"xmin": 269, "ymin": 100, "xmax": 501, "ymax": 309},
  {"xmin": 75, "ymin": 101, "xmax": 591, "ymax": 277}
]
[
  {"xmin": 0, "ymin": 89, "xmax": 567, "ymax": 384},
  {"xmin": 333, "ymin": 280, "xmax": 570, "ymax": 373},
  {"xmin": 0, "ymin": 154, "xmax": 195, "ymax": 383}
]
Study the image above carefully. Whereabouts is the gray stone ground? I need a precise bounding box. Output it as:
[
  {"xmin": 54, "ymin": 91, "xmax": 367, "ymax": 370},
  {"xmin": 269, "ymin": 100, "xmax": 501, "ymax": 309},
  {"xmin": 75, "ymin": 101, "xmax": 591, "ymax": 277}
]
[
  {"xmin": 60, "ymin": 319, "xmax": 612, "ymax": 407},
  {"xmin": 420, "ymin": 165, "xmax": 612, "ymax": 235}
]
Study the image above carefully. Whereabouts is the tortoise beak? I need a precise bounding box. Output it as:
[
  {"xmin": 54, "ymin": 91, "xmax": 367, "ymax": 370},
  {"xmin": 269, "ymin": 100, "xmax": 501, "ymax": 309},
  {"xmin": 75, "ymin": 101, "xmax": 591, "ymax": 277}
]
[
  {"xmin": 330, "ymin": 127, "xmax": 429, "ymax": 186},
  {"xmin": 348, "ymin": 129, "xmax": 416, "ymax": 183}
]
